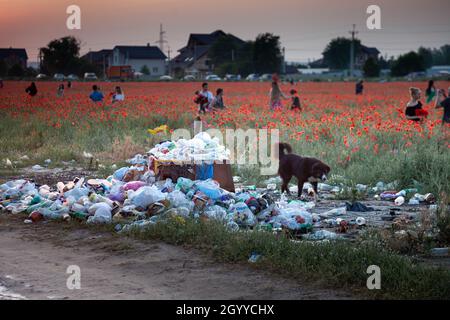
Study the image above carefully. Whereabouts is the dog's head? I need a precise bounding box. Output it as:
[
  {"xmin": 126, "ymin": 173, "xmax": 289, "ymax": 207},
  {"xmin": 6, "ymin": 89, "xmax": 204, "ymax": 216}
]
[{"xmin": 312, "ymin": 162, "xmax": 331, "ymax": 182}]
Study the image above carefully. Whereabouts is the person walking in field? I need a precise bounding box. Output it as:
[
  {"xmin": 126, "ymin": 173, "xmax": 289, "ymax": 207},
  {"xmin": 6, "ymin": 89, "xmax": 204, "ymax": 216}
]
[
  {"xmin": 405, "ymin": 87, "xmax": 428, "ymax": 122},
  {"xmin": 25, "ymin": 82, "xmax": 38, "ymax": 97},
  {"xmin": 269, "ymin": 74, "xmax": 288, "ymax": 111},
  {"xmin": 425, "ymin": 80, "xmax": 436, "ymax": 104},
  {"xmin": 355, "ymin": 80, "xmax": 364, "ymax": 95},
  {"xmin": 435, "ymin": 87, "xmax": 450, "ymax": 126},
  {"xmin": 0, "ymin": 78, "xmax": 4, "ymax": 89},
  {"xmin": 89, "ymin": 85, "xmax": 104, "ymax": 103}
]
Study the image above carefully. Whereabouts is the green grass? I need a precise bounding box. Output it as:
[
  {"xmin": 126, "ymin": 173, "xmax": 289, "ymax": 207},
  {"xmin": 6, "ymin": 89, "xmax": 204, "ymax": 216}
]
[{"xmin": 123, "ymin": 216, "xmax": 450, "ymax": 300}]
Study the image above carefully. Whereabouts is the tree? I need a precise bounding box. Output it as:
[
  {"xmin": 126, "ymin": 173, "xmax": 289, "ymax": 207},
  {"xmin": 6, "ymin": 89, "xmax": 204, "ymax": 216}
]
[
  {"xmin": 140, "ymin": 65, "xmax": 150, "ymax": 75},
  {"xmin": 0, "ymin": 60, "xmax": 7, "ymax": 76},
  {"xmin": 209, "ymin": 35, "xmax": 241, "ymax": 67},
  {"xmin": 40, "ymin": 36, "xmax": 82, "ymax": 75},
  {"xmin": 363, "ymin": 57, "xmax": 380, "ymax": 77},
  {"xmin": 322, "ymin": 37, "xmax": 362, "ymax": 70},
  {"xmin": 418, "ymin": 47, "xmax": 433, "ymax": 68},
  {"xmin": 253, "ymin": 33, "xmax": 282, "ymax": 74},
  {"xmin": 391, "ymin": 51, "xmax": 425, "ymax": 77},
  {"xmin": 7, "ymin": 63, "xmax": 25, "ymax": 77}
]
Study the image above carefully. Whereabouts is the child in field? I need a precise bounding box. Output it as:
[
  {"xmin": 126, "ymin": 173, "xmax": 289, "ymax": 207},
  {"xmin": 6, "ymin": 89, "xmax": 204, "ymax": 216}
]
[
  {"xmin": 290, "ymin": 89, "xmax": 301, "ymax": 111},
  {"xmin": 405, "ymin": 87, "xmax": 428, "ymax": 122},
  {"xmin": 89, "ymin": 85, "xmax": 104, "ymax": 103},
  {"xmin": 25, "ymin": 82, "xmax": 38, "ymax": 97},
  {"xmin": 425, "ymin": 80, "xmax": 436, "ymax": 104},
  {"xmin": 111, "ymin": 86, "xmax": 125, "ymax": 103},
  {"xmin": 212, "ymin": 88, "xmax": 225, "ymax": 110},
  {"xmin": 57, "ymin": 84, "xmax": 65, "ymax": 97},
  {"xmin": 194, "ymin": 90, "xmax": 209, "ymax": 114},
  {"xmin": 0, "ymin": 79, "xmax": 4, "ymax": 88},
  {"xmin": 269, "ymin": 74, "xmax": 288, "ymax": 111}
]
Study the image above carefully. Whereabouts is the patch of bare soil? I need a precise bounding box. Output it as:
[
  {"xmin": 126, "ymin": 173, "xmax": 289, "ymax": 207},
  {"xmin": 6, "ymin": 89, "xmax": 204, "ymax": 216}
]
[{"xmin": 0, "ymin": 215, "xmax": 354, "ymax": 300}]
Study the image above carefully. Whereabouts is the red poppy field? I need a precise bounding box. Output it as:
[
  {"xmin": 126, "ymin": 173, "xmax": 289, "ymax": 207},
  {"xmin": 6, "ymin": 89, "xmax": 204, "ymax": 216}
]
[{"xmin": 1, "ymin": 80, "xmax": 449, "ymax": 194}]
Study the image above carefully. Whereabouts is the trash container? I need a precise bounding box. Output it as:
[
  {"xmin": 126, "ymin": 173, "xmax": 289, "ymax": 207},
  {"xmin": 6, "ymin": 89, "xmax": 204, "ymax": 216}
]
[{"xmin": 153, "ymin": 159, "xmax": 235, "ymax": 193}]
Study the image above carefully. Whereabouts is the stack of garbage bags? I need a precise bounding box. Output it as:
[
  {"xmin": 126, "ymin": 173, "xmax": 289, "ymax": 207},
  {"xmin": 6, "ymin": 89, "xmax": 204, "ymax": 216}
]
[{"xmin": 148, "ymin": 132, "xmax": 231, "ymax": 162}]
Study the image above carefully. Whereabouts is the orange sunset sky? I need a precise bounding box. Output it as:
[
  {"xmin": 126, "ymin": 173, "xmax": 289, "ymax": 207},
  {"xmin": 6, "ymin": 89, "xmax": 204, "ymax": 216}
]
[{"xmin": 0, "ymin": 0, "xmax": 449, "ymax": 63}]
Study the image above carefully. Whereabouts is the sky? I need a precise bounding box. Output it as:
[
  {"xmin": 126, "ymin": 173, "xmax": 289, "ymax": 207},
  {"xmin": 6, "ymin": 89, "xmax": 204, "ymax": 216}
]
[{"xmin": 1, "ymin": 0, "xmax": 449, "ymax": 63}]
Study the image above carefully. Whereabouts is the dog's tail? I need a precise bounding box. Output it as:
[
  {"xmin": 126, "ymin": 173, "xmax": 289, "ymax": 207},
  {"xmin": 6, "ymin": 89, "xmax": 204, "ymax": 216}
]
[{"xmin": 277, "ymin": 143, "xmax": 293, "ymax": 159}]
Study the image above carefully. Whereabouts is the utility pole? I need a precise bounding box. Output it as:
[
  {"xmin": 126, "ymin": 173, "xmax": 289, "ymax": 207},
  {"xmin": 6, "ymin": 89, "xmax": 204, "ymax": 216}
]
[
  {"xmin": 349, "ymin": 24, "xmax": 358, "ymax": 78},
  {"xmin": 167, "ymin": 46, "xmax": 171, "ymax": 75},
  {"xmin": 155, "ymin": 23, "xmax": 168, "ymax": 53},
  {"xmin": 38, "ymin": 48, "xmax": 43, "ymax": 72},
  {"xmin": 282, "ymin": 47, "xmax": 286, "ymax": 74}
]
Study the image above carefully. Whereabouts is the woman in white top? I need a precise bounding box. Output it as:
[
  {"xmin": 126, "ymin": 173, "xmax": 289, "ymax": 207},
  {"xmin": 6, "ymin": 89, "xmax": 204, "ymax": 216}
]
[{"xmin": 112, "ymin": 86, "xmax": 125, "ymax": 103}]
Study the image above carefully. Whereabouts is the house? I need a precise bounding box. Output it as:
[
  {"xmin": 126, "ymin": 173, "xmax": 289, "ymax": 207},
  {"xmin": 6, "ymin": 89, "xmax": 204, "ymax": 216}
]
[
  {"xmin": 171, "ymin": 30, "xmax": 245, "ymax": 78},
  {"xmin": 355, "ymin": 45, "xmax": 380, "ymax": 68},
  {"xmin": 111, "ymin": 45, "xmax": 167, "ymax": 77},
  {"xmin": 0, "ymin": 48, "xmax": 28, "ymax": 69},
  {"xmin": 313, "ymin": 44, "xmax": 380, "ymax": 70},
  {"xmin": 82, "ymin": 49, "xmax": 113, "ymax": 76}
]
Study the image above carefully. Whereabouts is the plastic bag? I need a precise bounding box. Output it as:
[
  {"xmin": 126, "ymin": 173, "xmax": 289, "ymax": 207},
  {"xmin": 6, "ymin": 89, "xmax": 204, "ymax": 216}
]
[
  {"xmin": 87, "ymin": 203, "xmax": 112, "ymax": 224},
  {"xmin": 303, "ymin": 230, "xmax": 339, "ymax": 240},
  {"xmin": 319, "ymin": 207, "xmax": 346, "ymax": 218},
  {"xmin": 123, "ymin": 181, "xmax": 146, "ymax": 192},
  {"xmin": 167, "ymin": 190, "xmax": 194, "ymax": 210},
  {"xmin": 229, "ymin": 202, "xmax": 257, "ymax": 227},
  {"xmin": 204, "ymin": 205, "xmax": 227, "ymax": 221},
  {"xmin": 113, "ymin": 167, "xmax": 129, "ymax": 181},
  {"xmin": 195, "ymin": 179, "xmax": 223, "ymax": 200},
  {"xmin": 176, "ymin": 177, "xmax": 195, "ymax": 193},
  {"xmin": 64, "ymin": 187, "xmax": 89, "ymax": 201},
  {"xmin": 129, "ymin": 186, "xmax": 166, "ymax": 209}
]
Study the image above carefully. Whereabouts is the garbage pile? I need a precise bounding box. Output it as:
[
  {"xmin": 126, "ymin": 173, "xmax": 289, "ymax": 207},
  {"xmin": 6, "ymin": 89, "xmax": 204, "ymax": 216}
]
[
  {"xmin": 0, "ymin": 133, "xmax": 437, "ymax": 242},
  {"xmin": 0, "ymin": 175, "xmax": 324, "ymax": 234}
]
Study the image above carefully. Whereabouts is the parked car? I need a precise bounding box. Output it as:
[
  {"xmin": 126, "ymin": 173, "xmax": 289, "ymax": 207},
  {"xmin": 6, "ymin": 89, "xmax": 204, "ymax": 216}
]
[
  {"xmin": 246, "ymin": 74, "xmax": 260, "ymax": 81},
  {"xmin": 36, "ymin": 74, "xmax": 48, "ymax": 80},
  {"xmin": 84, "ymin": 73, "xmax": 98, "ymax": 81},
  {"xmin": 53, "ymin": 73, "xmax": 65, "ymax": 81},
  {"xmin": 160, "ymin": 75, "xmax": 173, "ymax": 81},
  {"xmin": 67, "ymin": 74, "xmax": 79, "ymax": 81},
  {"xmin": 205, "ymin": 74, "xmax": 221, "ymax": 81},
  {"xmin": 183, "ymin": 75, "xmax": 196, "ymax": 81},
  {"xmin": 260, "ymin": 74, "xmax": 273, "ymax": 81},
  {"xmin": 225, "ymin": 74, "xmax": 241, "ymax": 81}
]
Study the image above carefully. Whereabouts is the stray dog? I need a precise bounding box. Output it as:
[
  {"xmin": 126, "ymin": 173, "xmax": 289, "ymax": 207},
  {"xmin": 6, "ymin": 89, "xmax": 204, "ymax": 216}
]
[{"xmin": 277, "ymin": 143, "xmax": 331, "ymax": 199}]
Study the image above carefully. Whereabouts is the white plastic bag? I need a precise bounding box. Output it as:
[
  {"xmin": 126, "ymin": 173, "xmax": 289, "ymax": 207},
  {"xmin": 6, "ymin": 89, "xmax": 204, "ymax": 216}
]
[{"xmin": 129, "ymin": 186, "xmax": 166, "ymax": 209}]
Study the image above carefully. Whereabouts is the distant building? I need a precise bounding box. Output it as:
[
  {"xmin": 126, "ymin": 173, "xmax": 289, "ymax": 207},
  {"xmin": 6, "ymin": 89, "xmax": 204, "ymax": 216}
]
[
  {"xmin": 284, "ymin": 64, "xmax": 300, "ymax": 75},
  {"xmin": 0, "ymin": 48, "xmax": 28, "ymax": 69},
  {"xmin": 82, "ymin": 49, "xmax": 113, "ymax": 76},
  {"xmin": 83, "ymin": 45, "xmax": 167, "ymax": 78},
  {"xmin": 310, "ymin": 44, "xmax": 380, "ymax": 70},
  {"xmin": 355, "ymin": 45, "xmax": 380, "ymax": 69},
  {"xmin": 171, "ymin": 30, "xmax": 245, "ymax": 78},
  {"xmin": 111, "ymin": 45, "xmax": 167, "ymax": 77}
]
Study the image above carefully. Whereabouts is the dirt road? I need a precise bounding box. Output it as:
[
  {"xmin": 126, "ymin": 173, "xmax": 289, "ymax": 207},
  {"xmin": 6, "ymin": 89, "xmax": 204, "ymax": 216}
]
[{"xmin": 0, "ymin": 215, "xmax": 354, "ymax": 300}]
